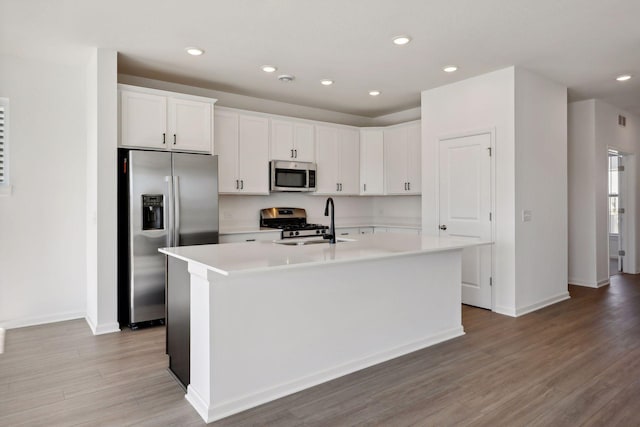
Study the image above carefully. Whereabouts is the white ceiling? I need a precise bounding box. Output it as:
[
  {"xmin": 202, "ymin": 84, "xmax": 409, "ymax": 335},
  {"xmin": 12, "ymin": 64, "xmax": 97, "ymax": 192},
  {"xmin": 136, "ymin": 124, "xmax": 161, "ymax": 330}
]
[{"xmin": 1, "ymin": 0, "xmax": 639, "ymax": 118}]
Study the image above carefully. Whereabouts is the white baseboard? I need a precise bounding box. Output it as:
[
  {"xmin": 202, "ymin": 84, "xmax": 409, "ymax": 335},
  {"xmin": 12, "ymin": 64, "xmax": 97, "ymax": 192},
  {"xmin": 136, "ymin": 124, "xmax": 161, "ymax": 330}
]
[
  {"xmin": 193, "ymin": 326, "xmax": 465, "ymax": 423},
  {"xmin": 515, "ymin": 292, "xmax": 571, "ymax": 316},
  {"xmin": 85, "ymin": 316, "xmax": 120, "ymax": 335},
  {"xmin": 494, "ymin": 305, "xmax": 516, "ymax": 317},
  {"xmin": 569, "ymin": 279, "xmax": 610, "ymax": 289},
  {"xmin": 494, "ymin": 292, "xmax": 571, "ymax": 317},
  {"xmin": 568, "ymin": 278, "xmax": 610, "ymax": 288},
  {"xmin": 0, "ymin": 311, "xmax": 85, "ymax": 330}
]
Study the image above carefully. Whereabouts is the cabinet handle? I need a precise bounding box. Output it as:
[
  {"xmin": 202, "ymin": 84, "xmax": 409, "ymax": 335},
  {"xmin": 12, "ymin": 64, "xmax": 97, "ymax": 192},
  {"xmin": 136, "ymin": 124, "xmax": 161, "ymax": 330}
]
[
  {"xmin": 173, "ymin": 134, "xmax": 177, "ymax": 145},
  {"xmin": 240, "ymin": 180, "xmax": 244, "ymax": 190},
  {"xmin": 336, "ymin": 183, "xmax": 339, "ymax": 191},
  {"xmin": 291, "ymin": 149, "xmax": 294, "ymax": 158},
  {"xmin": 404, "ymin": 182, "xmax": 408, "ymax": 190},
  {"xmin": 162, "ymin": 133, "xmax": 166, "ymax": 144},
  {"xmin": 294, "ymin": 149, "xmax": 298, "ymax": 158},
  {"xmin": 339, "ymin": 183, "xmax": 343, "ymax": 191},
  {"xmin": 236, "ymin": 179, "xmax": 239, "ymax": 190},
  {"xmin": 364, "ymin": 183, "xmax": 367, "ymax": 192},
  {"xmin": 408, "ymin": 182, "xmax": 411, "ymax": 191}
]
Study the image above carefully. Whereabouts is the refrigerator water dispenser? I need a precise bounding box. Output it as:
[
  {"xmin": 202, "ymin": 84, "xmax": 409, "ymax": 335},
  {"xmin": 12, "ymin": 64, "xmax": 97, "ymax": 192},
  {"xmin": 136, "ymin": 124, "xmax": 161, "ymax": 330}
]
[{"xmin": 142, "ymin": 194, "xmax": 164, "ymax": 230}]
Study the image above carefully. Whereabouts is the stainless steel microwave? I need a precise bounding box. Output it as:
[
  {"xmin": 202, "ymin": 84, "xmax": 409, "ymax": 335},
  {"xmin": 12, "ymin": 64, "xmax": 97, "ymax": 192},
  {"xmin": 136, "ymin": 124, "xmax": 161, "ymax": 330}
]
[{"xmin": 270, "ymin": 160, "xmax": 317, "ymax": 192}]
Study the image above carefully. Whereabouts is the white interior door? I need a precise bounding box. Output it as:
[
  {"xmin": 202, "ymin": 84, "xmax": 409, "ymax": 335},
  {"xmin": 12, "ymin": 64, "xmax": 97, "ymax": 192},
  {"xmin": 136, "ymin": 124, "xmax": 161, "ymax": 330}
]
[{"xmin": 439, "ymin": 133, "xmax": 492, "ymax": 309}]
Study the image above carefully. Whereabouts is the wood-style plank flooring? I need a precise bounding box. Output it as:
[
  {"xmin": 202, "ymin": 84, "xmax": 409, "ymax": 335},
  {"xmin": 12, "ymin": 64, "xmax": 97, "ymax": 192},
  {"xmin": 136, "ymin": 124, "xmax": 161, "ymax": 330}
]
[{"xmin": 2, "ymin": 275, "xmax": 640, "ymax": 426}]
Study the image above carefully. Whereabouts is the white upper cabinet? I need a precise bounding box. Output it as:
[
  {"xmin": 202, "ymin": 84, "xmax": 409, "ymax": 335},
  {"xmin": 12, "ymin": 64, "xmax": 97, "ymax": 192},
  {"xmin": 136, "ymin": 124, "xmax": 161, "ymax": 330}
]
[
  {"xmin": 214, "ymin": 109, "xmax": 269, "ymax": 194},
  {"xmin": 120, "ymin": 91, "xmax": 168, "ymax": 150},
  {"xmin": 315, "ymin": 125, "xmax": 360, "ymax": 195},
  {"xmin": 359, "ymin": 128, "xmax": 384, "ymax": 195},
  {"xmin": 167, "ymin": 98, "xmax": 212, "ymax": 152},
  {"xmin": 384, "ymin": 121, "xmax": 421, "ymax": 194},
  {"xmin": 119, "ymin": 85, "xmax": 215, "ymax": 153},
  {"xmin": 270, "ymin": 119, "xmax": 315, "ymax": 162}
]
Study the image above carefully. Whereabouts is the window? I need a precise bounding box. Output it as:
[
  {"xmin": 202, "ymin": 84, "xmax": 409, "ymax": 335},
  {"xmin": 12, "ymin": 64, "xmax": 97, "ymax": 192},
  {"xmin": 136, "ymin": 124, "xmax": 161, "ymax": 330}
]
[
  {"xmin": 0, "ymin": 98, "xmax": 8, "ymax": 195},
  {"xmin": 609, "ymin": 153, "xmax": 620, "ymax": 235}
]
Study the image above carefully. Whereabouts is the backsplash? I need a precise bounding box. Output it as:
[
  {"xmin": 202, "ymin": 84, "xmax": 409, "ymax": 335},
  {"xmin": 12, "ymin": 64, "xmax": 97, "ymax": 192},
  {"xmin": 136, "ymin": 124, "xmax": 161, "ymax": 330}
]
[{"xmin": 219, "ymin": 194, "xmax": 421, "ymax": 230}]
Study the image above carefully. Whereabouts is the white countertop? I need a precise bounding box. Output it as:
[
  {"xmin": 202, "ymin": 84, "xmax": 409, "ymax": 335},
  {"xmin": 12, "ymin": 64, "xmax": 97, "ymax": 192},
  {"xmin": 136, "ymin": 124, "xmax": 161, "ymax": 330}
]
[{"xmin": 160, "ymin": 233, "xmax": 490, "ymax": 276}]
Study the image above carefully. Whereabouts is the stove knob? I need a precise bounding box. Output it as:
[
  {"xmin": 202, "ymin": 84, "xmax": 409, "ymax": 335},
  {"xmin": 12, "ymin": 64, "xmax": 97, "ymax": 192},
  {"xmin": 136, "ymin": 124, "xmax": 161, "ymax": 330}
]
[
  {"xmin": 289, "ymin": 231, "xmax": 294, "ymax": 237},
  {"xmin": 295, "ymin": 231, "xmax": 300, "ymax": 236},
  {"xmin": 316, "ymin": 229, "xmax": 320, "ymax": 234}
]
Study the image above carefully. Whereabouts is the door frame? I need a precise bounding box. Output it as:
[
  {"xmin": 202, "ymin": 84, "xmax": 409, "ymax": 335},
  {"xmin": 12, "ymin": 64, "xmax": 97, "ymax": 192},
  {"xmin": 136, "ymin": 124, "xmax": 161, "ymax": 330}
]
[
  {"xmin": 606, "ymin": 147, "xmax": 636, "ymax": 276},
  {"xmin": 436, "ymin": 128, "xmax": 496, "ymax": 310}
]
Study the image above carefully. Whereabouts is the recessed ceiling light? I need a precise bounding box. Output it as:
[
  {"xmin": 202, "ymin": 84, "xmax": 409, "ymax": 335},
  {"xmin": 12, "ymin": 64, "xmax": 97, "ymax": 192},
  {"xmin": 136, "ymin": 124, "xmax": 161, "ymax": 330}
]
[
  {"xmin": 392, "ymin": 35, "xmax": 412, "ymax": 46},
  {"xmin": 616, "ymin": 74, "xmax": 632, "ymax": 82},
  {"xmin": 369, "ymin": 90, "xmax": 381, "ymax": 96},
  {"xmin": 320, "ymin": 79, "xmax": 334, "ymax": 86},
  {"xmin": 278, "ymin": 74, "xmax": 295, "ymax": 83},
  {"xmin": 261, "ymin": 65, "xmax": 277, "ymax": 73},
  {"xmin": 185, "ymin": 47, "xmax": 204, "ymax": 56},
  {"xmin": 443, "ymin": 66, "xmax": 458, "ymax": 73}
]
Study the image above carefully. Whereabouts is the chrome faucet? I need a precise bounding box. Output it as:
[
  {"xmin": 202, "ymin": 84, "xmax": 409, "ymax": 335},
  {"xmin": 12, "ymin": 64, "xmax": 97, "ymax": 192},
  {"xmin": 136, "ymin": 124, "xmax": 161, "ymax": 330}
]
[{"xmin": 323, "ymin": 197, "xmax": 336, "ymax": 244}]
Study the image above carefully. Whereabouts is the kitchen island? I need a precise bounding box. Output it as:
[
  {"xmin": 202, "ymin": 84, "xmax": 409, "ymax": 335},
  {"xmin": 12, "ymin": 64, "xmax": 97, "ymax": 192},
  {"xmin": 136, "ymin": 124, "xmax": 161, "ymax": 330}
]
[{"xmin": 160, "ymin": 233, "xmax": 489, "ymax": 423}]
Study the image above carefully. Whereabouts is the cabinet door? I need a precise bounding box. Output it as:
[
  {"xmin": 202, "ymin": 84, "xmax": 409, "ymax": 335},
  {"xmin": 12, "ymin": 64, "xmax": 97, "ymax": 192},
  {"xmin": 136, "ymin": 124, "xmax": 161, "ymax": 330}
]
[
  {"xmin": 270, "ymin": 119, "xmax": 295, "ymax": 160},
  {"xmin": 168, "ymin": 98, "xmax": 212, "ymax": 153},
  {"xmin": 337, "ymin": 128, "xmax": 360, "ymax": 195},
  {"xmin": 238, "ymin": 115, "xmax": 269, "ymax": 194},
  {"xmin": 121, "ymin": 90, "xmax": 167, "ymax": 149},
  {"xmin": 384, "ymin": 126, "xmax": 408, "ymax": 194},
  {"xmin": 406, "ymin": 122, "xmax": 421, "ymax": 194},
  {"xmin": 293, "ymin": 122, "xmax": 315, "ymax": 162},
  {"xmin": 360, "ymin": 129, "xmax": 384, "ymax": 195},
  {"xmin": 214, "ymin": 110, "xmax": 240, "ymax": 193},
  {"xmin": 315, "ymin": 125, "xmax": 340, "ymax": 194}
]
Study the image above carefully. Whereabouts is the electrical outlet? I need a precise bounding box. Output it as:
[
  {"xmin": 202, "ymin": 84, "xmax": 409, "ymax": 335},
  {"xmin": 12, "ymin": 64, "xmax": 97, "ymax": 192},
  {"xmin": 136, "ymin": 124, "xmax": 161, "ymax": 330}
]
[
  {"xmin": 222, "ymin": 210, "xmax": 233, "ymax": 220},
  {"xmin": 522, "ymin": 210, "xmax": 532, "ymax": 222}
]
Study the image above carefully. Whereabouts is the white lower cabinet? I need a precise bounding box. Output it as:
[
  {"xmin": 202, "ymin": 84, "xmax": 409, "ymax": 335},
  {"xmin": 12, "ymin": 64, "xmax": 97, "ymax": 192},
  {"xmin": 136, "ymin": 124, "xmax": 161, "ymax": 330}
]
[
  {"xmin": 219, "ymin": 231, "xmax": 281, "ymax": 244},
  {"xmin": 335, "ymin": 227, "xmax": 375, "ymax": 236},
  {"xmin": 374, "ymin": 227, "xmax": 421, "ymax": 234}
]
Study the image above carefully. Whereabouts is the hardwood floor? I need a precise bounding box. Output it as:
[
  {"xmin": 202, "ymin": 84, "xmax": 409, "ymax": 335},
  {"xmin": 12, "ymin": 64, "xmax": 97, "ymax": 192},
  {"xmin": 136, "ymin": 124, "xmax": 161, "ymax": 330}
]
[{"xmin": 2, "ymin": 275, "xmax": 640, "ymax": 426}]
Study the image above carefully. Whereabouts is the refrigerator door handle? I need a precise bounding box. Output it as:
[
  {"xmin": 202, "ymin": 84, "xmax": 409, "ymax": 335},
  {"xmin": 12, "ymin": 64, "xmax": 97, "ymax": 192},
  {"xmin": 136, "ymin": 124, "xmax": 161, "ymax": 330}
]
[
  {"xmin": 173, "ymin": 175, "xmax": 181, "ymax": 246},
  {"xmin": 166, "ymin": 176, "xmax": 175, "ymax": 247}
]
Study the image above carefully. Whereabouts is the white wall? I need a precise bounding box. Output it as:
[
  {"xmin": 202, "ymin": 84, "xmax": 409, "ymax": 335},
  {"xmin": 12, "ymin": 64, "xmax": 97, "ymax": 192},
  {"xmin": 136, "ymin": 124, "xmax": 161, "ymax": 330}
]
[
  {"xmin": 568, "ymin": 99, "xmax": 640, "ymax": 287},
  {"xmin": 422, "ymin": 67, "xmax": 517, "ymax": 314},
  {"xmin": 513, "ymin": 68, "xmax": 568, "ymax": 312},
  {"xmin": 568, "ymin": 100, "xmax": 597, "ymax": 285},
  {"xmin": 595, "ymin": 101, "xmax": 639, "ymax": 278},
  {"xmin": 85, "ymin": 49, "xmax": 119, "ymax": 335},
  {"xmin": 0, "ymin": 54, "xmax": 87, "ymax": 328},
  {"xmin": 422, "ymin": 67, "xmax": 569, "ymax": 316}
]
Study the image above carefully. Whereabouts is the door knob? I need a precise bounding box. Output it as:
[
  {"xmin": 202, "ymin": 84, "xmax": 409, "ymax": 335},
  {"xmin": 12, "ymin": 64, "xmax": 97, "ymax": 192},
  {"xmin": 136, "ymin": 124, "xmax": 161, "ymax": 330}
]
[{"xmin": 439, "ymin": 225, "xmax": 447, "ymax": 230}]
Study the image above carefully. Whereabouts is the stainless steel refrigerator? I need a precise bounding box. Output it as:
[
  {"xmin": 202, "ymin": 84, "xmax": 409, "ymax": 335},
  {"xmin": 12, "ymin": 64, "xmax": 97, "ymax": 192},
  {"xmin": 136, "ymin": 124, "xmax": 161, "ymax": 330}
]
[{"xmin": 118, "ymin": 149, "xmax": 219, "ymax": 329}]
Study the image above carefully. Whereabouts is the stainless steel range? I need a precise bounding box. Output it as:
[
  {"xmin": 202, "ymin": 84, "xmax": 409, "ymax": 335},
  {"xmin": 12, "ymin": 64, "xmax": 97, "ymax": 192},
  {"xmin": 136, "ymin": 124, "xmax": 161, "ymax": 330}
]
[{"xmin": 260, "ymin": 207, "xmax": 328, "ymax": 239}]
